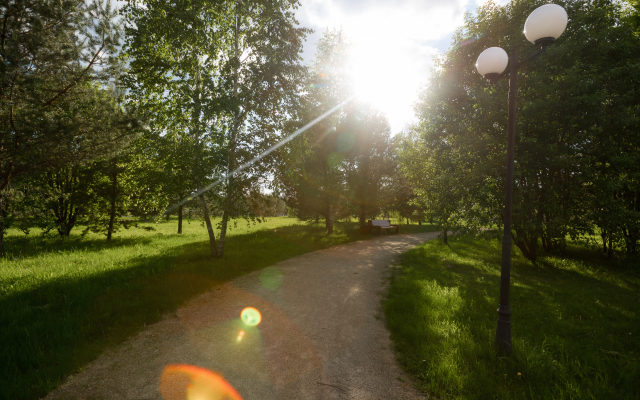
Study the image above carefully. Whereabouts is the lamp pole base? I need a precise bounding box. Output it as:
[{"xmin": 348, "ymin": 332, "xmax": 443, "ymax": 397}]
[{"xmin": 495, "ymin": 304, "xmax": 512, "ymax": 354}]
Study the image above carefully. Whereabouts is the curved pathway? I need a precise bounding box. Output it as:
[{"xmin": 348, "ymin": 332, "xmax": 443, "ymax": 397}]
[{"xmin": 46, "ymin": 232, "xmax": 439, "ymax": 400}]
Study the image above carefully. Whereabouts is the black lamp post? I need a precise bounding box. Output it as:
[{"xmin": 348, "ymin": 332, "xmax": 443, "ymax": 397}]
[{"xmin": 475, "ymin": 4, "xmax": 568, "ymax": 354}]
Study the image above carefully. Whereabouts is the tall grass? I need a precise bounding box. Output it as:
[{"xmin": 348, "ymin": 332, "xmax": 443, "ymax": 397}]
[
  {"xmin": 1, "ymin": 217, "xmax": 436, "ymax": 400},
  {"xmin": 385, "ymin": 235, "xmax": 640, "ymax": 400}
]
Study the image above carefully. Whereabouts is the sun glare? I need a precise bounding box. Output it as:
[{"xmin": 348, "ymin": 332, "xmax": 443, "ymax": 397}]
[
  {"xmin": 351, "ymin": 41, "xmax": 422, "ymax": 132},
  {"xmin": 304, "ymin": 4, "xmax": 462, "ymax": 133},
  {"xmin": 347, "ymin": 11, "xmax": 441, "ymax": 133}
]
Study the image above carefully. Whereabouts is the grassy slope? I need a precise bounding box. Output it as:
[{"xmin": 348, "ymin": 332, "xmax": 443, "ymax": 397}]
[
  {"xmin": 385, "ymin": 235, "xmax": 640, "ymax": 400},
  {"xmin": 0, "ymin": 217, "xmax": 436, "ymax": 400}
]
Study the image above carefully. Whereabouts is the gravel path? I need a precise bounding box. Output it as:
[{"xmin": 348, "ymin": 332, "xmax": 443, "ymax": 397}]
[{"xmin": 46, "ymin": 232, "xmax": 439, "ymax": 400}]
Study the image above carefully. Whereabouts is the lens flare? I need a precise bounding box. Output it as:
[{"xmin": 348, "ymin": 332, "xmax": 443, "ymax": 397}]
[
  {"xmin": 259, "ymin": 267, "xmax": 283, "ymax": 290},
  {"xmin": 327, "ymin": 152, "xmax": 344, "ymax": 170},
  {"xmin": 159, "ymin": 364, "xmax": 243, "ymax": 400},
  {"xmin": 337, "ymin": 131, "xmax": 355, "ymax": 153},
  {"xmin": 236, "ymin": 330, "xmax": 245, "ymax": 342},
  {"xmin": 240, "ymin": 307, "xmax": 262, "ymax": 326}
]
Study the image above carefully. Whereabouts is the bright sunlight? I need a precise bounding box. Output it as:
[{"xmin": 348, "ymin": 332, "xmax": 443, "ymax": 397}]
[{"xmin": 298, "ymin": 1, "xmax": 467, "ymax": 132}]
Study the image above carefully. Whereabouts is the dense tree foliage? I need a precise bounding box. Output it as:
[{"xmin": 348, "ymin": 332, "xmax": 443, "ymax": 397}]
[
  {"xmin": 279, "ymin": 29, "xmax": 353, "ymax": 233},
  {"xmin": 397, "ymin": 129, "xmax": 464, "ymax": 243},
  {"xmin": 122, "ymin": 0, "xmax": 308, "ymax": 256},
  {"xmin": 343, "ymin": 105, "xmax": 395, "ymax": 228},
  {"xmin": 0, "ymin": 0, "xmax": 138, "ymax": 255},
  {"xmin": 3, "ymin": 0, "xmax": 638, "ymax": 264},
  {"xmin": 404, "ymin": 0, "xmax": 640, "ymax": 259},
  {"xmin": 279, "ymin": 30, "xmax": 397, "ymax": 233}
]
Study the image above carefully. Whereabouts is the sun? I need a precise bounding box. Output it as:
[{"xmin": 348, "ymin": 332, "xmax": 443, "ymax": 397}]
[
  {"xmin": 298, "ymin": 0, "xmax": 468, "ymax": 132},
  {"xmin": 351, "ymin": 16, "xmax": 435, "ymax": 133},
  {"xmin": 351, "ymin": 42, "xmax": 418, "ymax": 131}
]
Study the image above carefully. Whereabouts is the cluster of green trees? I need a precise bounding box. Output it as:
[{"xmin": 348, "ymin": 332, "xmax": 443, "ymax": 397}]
[
  {"xmin": 400, "ymin": 0, "xmax": 640, "ymax": 259},
  {"xmin": 0, "ymin": 0, "xmax": 305, "ymax": 257},
  {"xmin": 120, "ymin": 0, "xmax": 311, "ymax": 257},
  {"xmin": 5, "ymin": 0, "xmax": 636, "ymax": 261},
  {"xmin": 277, "ymin": 30, "xmax": 403, "ymax": 234},
  {"xmin": 0, "ymin": 0, "xmax": 404, "ymax": 257},
  {"xmin": 0, "ymin": 0, "xmax": 138, "ymax": 255}
]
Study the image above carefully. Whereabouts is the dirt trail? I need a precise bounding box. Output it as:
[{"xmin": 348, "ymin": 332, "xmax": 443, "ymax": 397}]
[{"xmin": 46, "ymin": 232, "xmax": 439, "ymax": 400}]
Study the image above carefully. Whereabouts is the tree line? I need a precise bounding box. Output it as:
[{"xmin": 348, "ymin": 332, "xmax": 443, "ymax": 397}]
[
  {"xmin": 0, "ymin": 0, "xmax": 409, "ymax": 257},
  {"xmin": 400, "ymin": 0, "xmax": 640, "ymax": 260},
  {"xmin": 2, "ymin": 0, "xmax": 637, "ymax": 261}
]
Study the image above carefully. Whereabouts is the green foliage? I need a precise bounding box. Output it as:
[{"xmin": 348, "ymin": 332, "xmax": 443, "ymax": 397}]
[
  {"xmin": 344, "ymin": 105, "xmax": 396, "ymax": 226},
  {"xmin": 385, "ymin": 235, "xmax": 639, "ymax": 399},
  {"xmin": 280, "ymin": 30, "xmax": 396, "ymax": 231},
  {"xmin": 20, "ymin": 164, "xmax": 98, "ymax": 236},
  {"xmin": 279, "ymin": 29, "xmax": 354, "ymax": 232},
  {"xmin": 122, "ymin": 0, "xmax": 309, "ymax": 255},
  {"xmin": 626, "ymin": 0, "xmax": 640, "ymax": 31},
  {"xmin": 397, "ymin": 129, "xmax": 467, "ymax": 243},
  {"xmin": 6, "ymin": 148, "xmax": 140, "ymax": 240},
  {"xmin": 407, "ymin": 0, "xmax": 640, "ymax": 260},
  {"xmin": 0, "ymin": 0, "xmax": 139, "ymax": 255},
  {"xmin": 0, "ymin": 0, "xmax": 131, "ymax": 189}
]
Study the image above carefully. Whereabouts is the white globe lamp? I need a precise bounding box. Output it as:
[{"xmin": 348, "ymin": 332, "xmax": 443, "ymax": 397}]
[
  {"xmin": 476, "ymin": 47, "xmax": 509, "ymax": 80},
  {"xmin": 524, "ymin": 4, "xmax": 568, "ymax": 47}
]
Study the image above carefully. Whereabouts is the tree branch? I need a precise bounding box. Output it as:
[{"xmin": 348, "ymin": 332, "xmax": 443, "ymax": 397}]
[{"xmin": 41, "ymin": 44, "xmax": 105, "ymax": 108}]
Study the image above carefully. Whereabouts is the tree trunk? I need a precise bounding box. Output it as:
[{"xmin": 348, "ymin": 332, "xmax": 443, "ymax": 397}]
[
  {"xmin": 58, "ymin": 197, "xmax": 78, "ymax": 237},
  {"xmin": 325, "ymin": 203, "xmax": 333, "ymax": 234},
  {"xmin": 443, "ymin": 229, "xmax": 448, "ymax": 245},
  {"xmin": 178, "ymin": 204, "xmax": 183, "ymax": 234},
  {"xmin": 165, "ymin": 213, "xmax": 170, "ymax": 221},
  {"xmin": 217, "ymin": 2, "xmax": 242, "ymax": 258},
  {"xmin": 218, "ymin": 207, "xmax": 230, "ymax": 257},
  {"xmin": 315, "ymin": 213, "xmax": 319, "ymax": 224},
  {"xmin": 528, "ymin": 235, "xmax": 538, "ymax": 261},
  {"xmin": 608, "ymin": 234, "xmax": 613, "ymax": 258},
  {"xmin": 601, "ymin": 227, "xmax": 607, "ymax": 254},
  {"xmin": 622, "ymin": 226, "xmax": 638, "ymax": 255},
  {"xmin": 418, "ymin": 220, "xmax": 422, "ymax": 226},
  {"xmin": 542, "ymin": 233, "xmax": 550, "ymax": 252},
  {"xmin": 106, "ymin": 157, "xmax": 117, "ymax": 241},
  {"xmin": 199, "ymin": 195, "xmax": 218, "ymax": 257},
  {"xmin": 514, "ymin": 228, "xmax": 538, "ymax": 262},
  {"xmin": 359, "ymin": 205, "xmax": 366, "ymax": 228},
  {"xmin": 51, "ymin": 167, "xmax": 81, "ymax": 237},
  {"xmin": 0, "ymin": 195, "xmax": 4, "ymax": 257}
]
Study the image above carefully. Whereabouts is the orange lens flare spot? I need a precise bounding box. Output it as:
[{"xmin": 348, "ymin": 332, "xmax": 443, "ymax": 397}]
[
  {"xmin": 160, "ymin": 364, "xmax": 243, "ymax": 400},
  {"xmin": 240, "ymin": 307, "xmax": 261, "ymax": 326},
  {"xmin": 236, "ymin": 330, "xmax": 245, "ymax": 342}
]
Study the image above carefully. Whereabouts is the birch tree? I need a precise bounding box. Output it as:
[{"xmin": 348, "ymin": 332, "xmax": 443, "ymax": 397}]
[{"xmin": 123, "ymin": 0, "xmax": 307, "ymax": 256}]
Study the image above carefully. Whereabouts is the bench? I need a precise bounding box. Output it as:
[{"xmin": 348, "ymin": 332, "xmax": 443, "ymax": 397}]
[{"xmin": 367, "ymin": 219, "xmax": 399, "ymax": 235}]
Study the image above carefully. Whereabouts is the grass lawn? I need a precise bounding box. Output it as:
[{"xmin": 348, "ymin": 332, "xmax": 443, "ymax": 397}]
[
  {"xmin": 385, "ymin": 235, "xmax": 640, "ymax": 399},
  {"xmin": 0, "ymin": 216, "xmax": 436, "ymax": 400}
]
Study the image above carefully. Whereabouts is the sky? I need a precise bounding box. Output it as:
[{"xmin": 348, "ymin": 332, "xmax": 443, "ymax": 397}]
[{"xmin": 294, "ymin": 0, "xmax": 510, "ymax": 134}]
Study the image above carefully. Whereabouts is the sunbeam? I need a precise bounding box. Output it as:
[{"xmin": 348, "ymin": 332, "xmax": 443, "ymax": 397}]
[{"xmin": 163, "ymin": 96, "xmax": 356, "ymax": 215}]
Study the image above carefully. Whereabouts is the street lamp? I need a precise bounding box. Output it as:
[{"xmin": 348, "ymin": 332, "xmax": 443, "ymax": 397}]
[{"xmin": 475, "ymin": 4, "xmax": 568, "ymax": 354}]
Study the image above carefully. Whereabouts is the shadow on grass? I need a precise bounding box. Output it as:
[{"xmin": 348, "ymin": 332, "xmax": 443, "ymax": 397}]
[
  {"xmin": 2, "ymin": 234, "xmax": 155, "ymax": 261},
  {"xmin": 2, "ymin": 219, "xmax": 425, "ymax": 400},
  {"xmin": 386, "ymin": 236, "xmax": 640, "ymax": 400}
]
